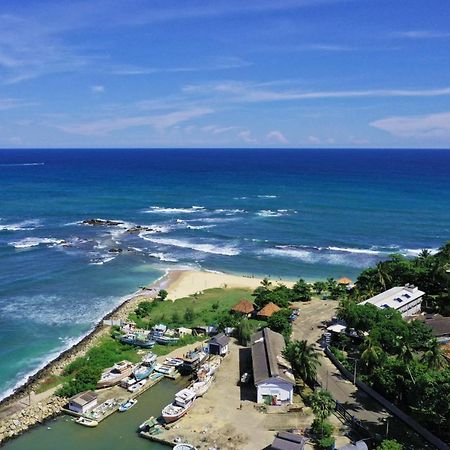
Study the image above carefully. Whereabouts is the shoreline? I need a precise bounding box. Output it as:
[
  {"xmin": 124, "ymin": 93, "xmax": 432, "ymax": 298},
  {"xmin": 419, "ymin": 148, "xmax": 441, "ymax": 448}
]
[{"xmin": 0, "ymin": 268, "xmax": 290, "ymax": 417}]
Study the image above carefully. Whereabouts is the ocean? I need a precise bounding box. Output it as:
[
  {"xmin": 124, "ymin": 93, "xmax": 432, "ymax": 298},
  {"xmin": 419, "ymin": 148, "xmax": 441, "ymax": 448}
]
[{"xmin": 0, "ymin": 148, "xmax": 449, "ymax": 400}]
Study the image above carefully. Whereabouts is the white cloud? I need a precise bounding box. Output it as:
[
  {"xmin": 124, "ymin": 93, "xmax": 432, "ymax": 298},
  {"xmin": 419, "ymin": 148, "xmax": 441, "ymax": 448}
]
[
  {"xmin": 266, "ymin": 130, "xmax": 289, "ymax": 144},
  {"xmin": 9, "ymin": 136, "xmax": 23, "ymax": 145},
  {"xmin": 201, "ymin": 125, "xmax": 239, "ymax": 134},
  {"xmin": 57, "ymin": 108, "xmax": 213, "ymax": 136},
  {"xmin": 391, "ymin": 30, "xmax": 450, "ymax": 39},
  {"xmin": 91, "ymin": 85, "xmax": 105, "ymax": 93},
  {"xmin": 370, "ymin": 111, "xmax": 450, "ymax": 139},
  {"xmin": 238, "ymin": 130, "xmax": 257, "ymax": 144},
  {"xmin": 307, "ymin": 135, "xmax": 321, "ymax": 144},
  {"xmin": 0, "ymin": 98, "xmax": 33, "ymax": 110}
]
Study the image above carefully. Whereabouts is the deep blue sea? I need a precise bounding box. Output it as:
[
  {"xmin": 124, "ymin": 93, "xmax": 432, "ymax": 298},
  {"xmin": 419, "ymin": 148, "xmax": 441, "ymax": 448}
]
[{"xmin": 0, "ymin": 148, "xmax": 449, "ymax": 400}]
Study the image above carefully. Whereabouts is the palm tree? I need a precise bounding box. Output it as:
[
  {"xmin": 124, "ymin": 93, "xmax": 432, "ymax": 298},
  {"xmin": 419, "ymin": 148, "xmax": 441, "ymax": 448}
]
[
  {"xmin": 421, "ymin": 339, "xmax": 447, "ymax": 370},
  {"xmin": 261, "ymin": 277, "xmax": 272, "ymax": 290},
  {"xmin": 283, "ymin": 339, "xmax": 320, "ymax": 384},
  {"xmin": 375, "ymin": 261, "xmax": 391, "ymax": 290},
  {"xmin": 309, "ymin": 388, "xmax": 335, "ymax": 422},
  {"xmin": 360, "ymin": 337, "xmax": 384, "ymax": 373}
]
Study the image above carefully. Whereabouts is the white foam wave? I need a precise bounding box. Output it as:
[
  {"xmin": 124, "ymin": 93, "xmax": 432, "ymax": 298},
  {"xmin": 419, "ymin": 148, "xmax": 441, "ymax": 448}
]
[
  {"xmin": 326, "ymin": 246, "xmax": 382, "ymax": 255},
  {"xmin": 148, "ymin": 252, "xmax": 179, "ymax": 262},
  {"xmin": 0, "ymin": 219, "xmax": 41, "ymax": 231},
  {"xmin": 143, "ymin": 206, "xmax": 205, "ymax": 214},
  {"xmin": 89, "ymin": 255, "xmax": 117, "ymax": 265},
  {"xmin": 9, "ymin": 237, "xmax": 66, "ymax": 249},
  {"xmin": 256, "ymin": 209, "xmax": 296, "ymax": 217},
  {"xmin": 257, "ymin": 195, "xmax": 278, "ymax": 198},
  {"xmin": 0, "ymin": 162, "xmax": 45, "ymax": 167},
  {"xmin": 139, "ymin": 235, "xmax": 240, "ymax": 256}
]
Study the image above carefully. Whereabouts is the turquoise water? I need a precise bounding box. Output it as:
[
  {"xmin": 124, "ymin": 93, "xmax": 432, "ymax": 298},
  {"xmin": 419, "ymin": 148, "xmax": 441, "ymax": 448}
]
[{"xmin": 0, "ymin": 148, "xmax": 449, "ymax": 400}]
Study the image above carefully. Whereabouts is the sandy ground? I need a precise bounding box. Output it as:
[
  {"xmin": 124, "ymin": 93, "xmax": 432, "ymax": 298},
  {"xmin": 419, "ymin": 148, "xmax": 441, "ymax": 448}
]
[{"xmin": 159, "ymin": 340, "xmax": 312, "ymax": 450}]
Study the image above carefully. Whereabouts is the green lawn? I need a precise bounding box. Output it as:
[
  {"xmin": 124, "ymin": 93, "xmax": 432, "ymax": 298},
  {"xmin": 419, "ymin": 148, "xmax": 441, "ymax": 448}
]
[{"xmin": 129, "ymin": 287, "xmax": 254, "ymax": 329}]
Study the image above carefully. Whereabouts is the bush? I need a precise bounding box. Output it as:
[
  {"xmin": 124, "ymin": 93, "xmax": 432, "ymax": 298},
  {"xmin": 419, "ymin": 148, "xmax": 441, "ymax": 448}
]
[
  {"xmin": 184, "ymin": 307, "xmax": 195, "ymax": 323},
  {"xmin": 311, "ymin": 418, "xmax": 333, "ymax": 439},
  {"xmin": 377, "ymin": 440, "xmax": 403, "ymax": 450},
  {"xmin": 267, "ymin": 309, "xmax": 292, "ymax": 340},
  {"xmin": 317, "ymin": 436, "xmax": 335, "ymax": 449}
]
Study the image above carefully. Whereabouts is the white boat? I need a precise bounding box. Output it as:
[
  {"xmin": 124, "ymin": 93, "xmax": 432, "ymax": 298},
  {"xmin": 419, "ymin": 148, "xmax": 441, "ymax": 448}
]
[
  {"xmin": 197, "ymin": 359, "xmax": 220, "ymax": 379},
  {"xmin": 173, "ymin": 444, "xmax": 197, "ymax": 450},
  {"xmin": 119, "ymin": 398, "xmax": 137, "ymax": 412},
  {"xmin": 97, "ymin": 360, "xmax": 134, "ymax": 388},
  {"xmin": 120, "ymin": 376, "xmax": 138, "ymax": 388},
  {"xmin": 75, "ymin": 417, "xmax": 98, "ymax": 427},
  {"xmin": 128, "ymin": 378, "xmax": 147, "ymax": 393},
  {"xmin": 154, "ymin": 363, "xmax": 176, "ymax": 376},
  {"xmin": 164, "ymin": 357, "xmax": 184, "ymax": 367},
  {"xmin": 162, "ymin": 388, "xmax": 196, "ymax": 423},
  {"xmin": 142, "ymin": 352, "xmax": 157, "ymax": 366},
  {"xmin": 191, "ymin": 375, "xmax": 213, "ymax": 397}
]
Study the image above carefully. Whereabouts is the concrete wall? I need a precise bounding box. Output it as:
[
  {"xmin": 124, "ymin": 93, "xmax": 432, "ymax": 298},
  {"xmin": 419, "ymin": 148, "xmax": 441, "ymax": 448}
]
[{"xmin": 256, "ymin": 379, "xmax": 293, "ymax": 404}]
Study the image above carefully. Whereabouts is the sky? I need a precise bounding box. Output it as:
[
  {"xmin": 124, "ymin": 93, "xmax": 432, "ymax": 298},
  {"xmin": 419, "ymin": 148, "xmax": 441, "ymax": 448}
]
[{"xmin": 0, "ymin": 0, "xmax": 450, "ymax": 148}]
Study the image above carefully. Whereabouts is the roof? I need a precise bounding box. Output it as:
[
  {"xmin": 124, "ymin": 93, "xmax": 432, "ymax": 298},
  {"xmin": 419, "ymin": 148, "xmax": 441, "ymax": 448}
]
[
  {"xmin": 251, "ymin": 328, "xmax": 295, "ymax": 385},
  {"xmin": 258, "ymin": 302, "xmax": 281, "ymax": 318},
  {"xmin": 338, "ymin": 277, "xmax": 352, "ymax": 285},
  {"xmin": 359, "ymin": 284, "xmax": 424, "ymax": 311},
  {"xmin": 271, "ymin": 432, "xmax": 308, "ymax": 450},
  {"xmin": 327, "ymin": 324, "xmax": 347, "ymax": 334},
  {"xmin": 69, "ymin": 390, "xmax": 97, "ymax": 405},
  {"xmin": 418, "ymin": 315, "xmax": 450, "ymax": 337},
  {"xmin": 209, "ymin": 333, "xmax": 230, "ymax": 347},
  {"xmin": 232, "ymin": 299, "xmax": 255, "ymax": 314},
  {"xmin": 338, "ymin": 441, "xmax": 368, "ymax": 450}
]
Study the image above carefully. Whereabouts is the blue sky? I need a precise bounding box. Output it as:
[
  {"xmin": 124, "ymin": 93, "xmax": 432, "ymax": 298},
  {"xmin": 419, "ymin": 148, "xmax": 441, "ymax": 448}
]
[{"xmin": 1, "ymin": 0, "xmax": 450, "ymax": 148}]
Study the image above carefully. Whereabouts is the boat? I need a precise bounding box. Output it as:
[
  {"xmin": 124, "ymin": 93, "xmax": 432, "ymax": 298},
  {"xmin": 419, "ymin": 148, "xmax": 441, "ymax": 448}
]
[
  {"xmin": 162, "ymin": 388, "xmax": 196, "ymax": 423},
  {"xmin": 191, "ymin": 375, "xmax": 213, "ymax": 397},
  {"xmin": 155, "ymin": 335, "xmax": 179, "ymax": 345},
  {"xmin": 133, "ymin": 363, "xmax": 155, "ymax": 381},
  {"xmin": 75, "ymin": 417, "xmax": 98, "ymax": 427},
  {"xmin": 179, "ymin": 349, "xmax": 208, "ymax": 375},
  {"xmin": 154, "ymin": 363, "xmax": 177, "ymax": 376},
  {"xmin": 142, "ymin": 352, "xmax": 157, "ymax": 366},
  {"xmin": 118, "ymin": 398, "xmax": 137, "ymax": 412},
  {"xmin": 128, "ymin": 378, "xmax": 147, "ymax": 393},
  {"xmin": 121, "ymin": 333, "xmax": 155, "ymax": 348},
  {"xmin": 164, "ymin": 357, "xmax": 184, "ymax": 367},
  {"xmin": 97, "ymin": 360, "xmax": 135, "ymax": 388},
  {"xmin": 120, "ymin": 376, "xmax": 138, "ymax": 388},
  {"xmin": 173, "ymin": 444, "xmax": 198, "ymax": 450},
  {"xmin": 197, "ymin": 359, "xmax": 220, "ymax": 379},
  {"xmin": 139, "ymin": 415, "xmax": 160, "ymax": 431}
]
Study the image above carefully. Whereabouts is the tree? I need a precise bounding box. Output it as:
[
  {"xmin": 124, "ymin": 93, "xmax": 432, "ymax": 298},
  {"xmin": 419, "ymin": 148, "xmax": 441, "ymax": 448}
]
[
  {"xmin": 292, "ymin": 279, "xmax": 312, "ymax": 302},
  {"xmin": 267, "ymin": 309, "xmax": 292, "ymax": 340},
  {"xmin": 377, "ymin": 439, "xmax": 403, "ymax": 450},
  {"xmin": 310, "ymin": 389, "xmax": 335, "ymax": 422},
  {"xmin": 157, "ymin": 289, "xmax": 168, "ymax": 301},
  {"xmin": 420, "ymin": 339, "xmax": 447, "ymax": 370},
  {"xmin": 236, "ymin": 319, "xmax": 253, "ymax": 346},
  {"xmin": 360, "ymin": 337, "xmax": 384, "ymax": 374},
  {"xmin": 184, "ymin": 307, "xmax": 195, "ymax": 323},
  {"xmin": 283, "ymin": 339, "xmax": 320, "ymax": 384},
  {"xmin": 313, "ymin": 281, "xmax": 327, "ymax": 295}
]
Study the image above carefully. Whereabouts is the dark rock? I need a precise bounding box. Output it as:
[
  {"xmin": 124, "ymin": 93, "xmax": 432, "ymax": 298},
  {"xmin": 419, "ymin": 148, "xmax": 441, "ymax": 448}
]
[{"xmin": 82, "ymin": 219, "xmax": 124, "ymax": 227}]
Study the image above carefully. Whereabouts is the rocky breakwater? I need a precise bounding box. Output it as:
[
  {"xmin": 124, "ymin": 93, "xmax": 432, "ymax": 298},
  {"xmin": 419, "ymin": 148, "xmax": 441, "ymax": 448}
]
[{"xmin": 0, "ymin": 396, "xmax": 67, "ymax": 445}]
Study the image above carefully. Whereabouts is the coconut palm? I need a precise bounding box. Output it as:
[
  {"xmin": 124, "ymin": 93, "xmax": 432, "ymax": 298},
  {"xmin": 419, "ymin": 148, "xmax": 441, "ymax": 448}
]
[
  {"xmin": 375, "ymin": 261, "xmax": 392, "ymax": 290},
  {"xmin": 421, "ymin": 339, "xmax": 447, "ymax": 370},
  {"xmin": 360, "ymin": 337, "xmax": 384, "ymax": 373},
  {"xmin": 283, "ymin": 339, "xmax": 320, "ymax": 384},
  {"xmin": 310, "ymin": 388, "xmax": 335, "ymax": 422}
]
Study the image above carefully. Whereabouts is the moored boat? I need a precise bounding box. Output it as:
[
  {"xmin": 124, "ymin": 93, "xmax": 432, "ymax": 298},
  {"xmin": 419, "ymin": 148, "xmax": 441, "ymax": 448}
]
[
  {"xmin": 164, "ymin": 357, "xmax": 184, "ymax": 367},
  {"xmin": 142, "ymin": 351, "xmax": 157, "ymax": 366},
  {"xmin": 75, "ymin": 417, "xmax": 98, "ymax": 427},
  {"xmin": 97, "ymin": 360, "xmax": 135, "ymax": 388},
  {"xmin": 154, "ymin": 363, "xmax": 177, "ymax": 376},
  {"xmin": 133, "ymin": 363, "xmax": 155, "ymax": 380},
  {"xmin": 128, "ymin": 378, "xmax": 147, "ymax": 393},
  {"xmin": 118, "ymin": 398, "xmax": 137, "ymax": 412},
  {"xmin": 121, "ymin": 333, "xmax": 155, "ymax": 348},
  {"xmin": 191, "ymin": 375, "xmax": 213, "ymax": 397},
  {"xmin": 162, "ymin": 388, "xmax": 196, "ymax": 423},
  {"xmin": 173, "ymin": 444, "xmax": 198, "ymax": 450},
  {"xmin": 155, "ymin": 335, "xmax": 179, "ymax": 345}
]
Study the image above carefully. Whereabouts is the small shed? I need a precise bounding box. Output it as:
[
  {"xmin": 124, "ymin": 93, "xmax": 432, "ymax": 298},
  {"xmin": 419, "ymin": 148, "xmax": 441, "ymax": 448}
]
[
  {"xmin": 68, "ymin": 391, "xmax": 98, "ymax": 414},
  {"xmin": 270, "ymin": 431, "xmax": 308, "ymax": 450},
  {"xmin": 177, "ymin": 327, "xmax": 193, "ymax": 337},
  {"xmin": 338, "ymin": 277, "xmax": 353, "ymax": 285},
  {"xmin": 258, "ymin": 302, "xmax": 281, "ymax": 319},
  {"xmin": 208, "ymin": 333, "xmax": 230, "ymax": 356},
  {"xmin": 231, "ymin": 299, "xmax": 255, "ymax": 317}
]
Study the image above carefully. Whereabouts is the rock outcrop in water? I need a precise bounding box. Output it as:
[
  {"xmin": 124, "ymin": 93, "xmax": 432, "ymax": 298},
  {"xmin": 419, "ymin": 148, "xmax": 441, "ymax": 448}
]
[{"xmin": 82, "ymin": 219, "xmax": 124, "ymax": 226}]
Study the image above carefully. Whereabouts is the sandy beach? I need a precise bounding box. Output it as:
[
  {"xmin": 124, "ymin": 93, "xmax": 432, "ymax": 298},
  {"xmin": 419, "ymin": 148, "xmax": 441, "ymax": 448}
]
[{"xmin": 0, "ymin": 269, "xmax": 291, "ymax": 423}]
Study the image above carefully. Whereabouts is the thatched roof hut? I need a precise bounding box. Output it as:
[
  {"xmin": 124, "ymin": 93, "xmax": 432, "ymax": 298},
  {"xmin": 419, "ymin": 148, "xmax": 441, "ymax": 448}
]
[
  {"xmin": 258, "ymin": 302, "xmax": 281, "ymax": 318},
  {"xmin": 231, "ymin": 299, "xmax": 255, "ymax": 315}
]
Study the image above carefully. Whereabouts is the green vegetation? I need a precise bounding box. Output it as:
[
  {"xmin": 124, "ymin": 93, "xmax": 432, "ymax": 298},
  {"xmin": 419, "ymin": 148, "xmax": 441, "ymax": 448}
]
[
  {"xmin": 377, "ymin": 440, "xmax": 403, "ymax": 450},
  {"xmin": 129, "ymin": 287, "xmax": 252, "ymax": 329},
  {"xmin": 309, "ymin": 389, "xmax": 335, "ymax": 449},
  {"xmin": 56, "ymin": 336, "xmax": 141, "ymax": 398},
  {"xmin": 283, "ymin": 339, "xmax": 320, "ymax": 385},
  {"xmin": 151, "ymin": 334, "xmax": 205, "ymax": 356},
  {"xmin": 267, "ymin": 309, "xmax": 292, "ymax": 340}
]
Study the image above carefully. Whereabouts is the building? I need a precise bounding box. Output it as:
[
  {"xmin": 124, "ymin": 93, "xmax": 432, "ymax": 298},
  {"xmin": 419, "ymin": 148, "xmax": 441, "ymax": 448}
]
[
  {"xmin": 251, "ymin": 328, "xmax": 295, "ymax": 405},
  {"xmin": 231, "ymin": 299, "xmax": 255, "ymax": 317},
  {"xmin": 338, "ymin": 441, "xmax": 368, "ymax": 450},
  {"xmin": 359, "ymin": 284, "xmax": 425, "ymax": 317},
  {"xmin": 257, "ymin": 301, "xmax": 281, "ymax": 319},
  {"xmin": 416, "ymin": 314, "xmax": 450, "ymax": 342},
  {"xmin": 208, "ymin": 333, "xmax": 230, "ymax": 356},
  {"xmin": 68, "ymin": 391, "xmax": 98, "ymax": 414},
  {"xmin": 270, "ymin": 431, "xmax": 308, "ymax": 450}
]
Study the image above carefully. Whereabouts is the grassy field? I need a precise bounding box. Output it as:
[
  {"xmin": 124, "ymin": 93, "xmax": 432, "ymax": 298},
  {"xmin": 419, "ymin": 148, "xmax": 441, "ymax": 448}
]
[{"xmin": 129, "ymin": 287, "xmax": 254, "ymax": 329}]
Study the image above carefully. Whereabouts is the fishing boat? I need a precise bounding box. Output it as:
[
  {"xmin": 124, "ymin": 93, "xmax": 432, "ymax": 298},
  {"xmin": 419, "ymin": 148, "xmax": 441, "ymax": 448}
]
[
  {"xmin": 162, "ymin": 388, "xmax": 196, "ymax": 423},
  {"xmin": 97, "ymin": 360, "xmax": 134, "ymax": 388},
  {"xmin": 118, "ymin": 398, "xmax": 137, "ymax": 412},
  {"xmin": 155, "ymin": 335, "xmax": 179, "ymax": 345},
  {"xmin": 138, "ymin": 415, "xmax": 160, "ymax": 431},
  {"xmin": 120, "ymin": 376, "xmax": 137, "ymax": 388},
  {"xmin": 128, "ymin": 378, "xmax": 147, "ymax": 393},
  {"xmin": 173, "ymin": 444, "xmax": 197, "ymax": 450},
  {"xmin": 142, "ymin": 351, "xmax": 157, "ymax": 366},
  {"xmin": 121, "ymin": 333, "xmax": 155, "ymax": 348},
  {"xmin": 154, "ymin": 363, "xmax": 177, "ymax": 376},
  {"xmin": 75, "ymin": 417, "xmax": 98, "ymax": 427},
  {"xmin": 164, "ymin": 357, "xmax": 184, "ymax": 367},
  {"xmin": 133, "ymin": 363, "xmax": 155, "ymax": 381},
  {"xmin": 191, "ymin": 375, "xmax": 213, "ymax": 397}
]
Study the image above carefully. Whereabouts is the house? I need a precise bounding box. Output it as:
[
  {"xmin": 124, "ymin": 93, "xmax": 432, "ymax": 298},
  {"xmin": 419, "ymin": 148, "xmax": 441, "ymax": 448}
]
[
  {"xmin": 416, "ymin": 314, "xmax": 450, "ymax": 342},
  {"xmin": 270, "ymin": 431, "xmax": 308, "ymax": 450},
  {"xmin": 338, "ymin": 441, "xmax": 368, "ymax": 450},
  {"xmin": 68, "ymin": 391, "xmax": 98, "ymax": 414},
  {"xmin": 258, "ymin": 302, "xmax": 281, "ymax": 319},
  {"xmin": 359, "ymin": 284, "xmax": 425, "ymax": 317},
  {"xmin": 208, "ymin": 333, "xmax": 230, "ymax": 356},
  {"xmin": 251, "ymin": 328, "xmax": 295, "ymax": 405},
  {"xmin": 231, "ymin": 299, "xmax": 255, "ymax": 317}
]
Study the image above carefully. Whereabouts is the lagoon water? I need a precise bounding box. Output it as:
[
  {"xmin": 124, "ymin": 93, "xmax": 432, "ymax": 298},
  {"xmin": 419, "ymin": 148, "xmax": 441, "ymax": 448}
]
[{"xmin": 1, "ymin": 148, "xmax": 450, "ymax": 401}]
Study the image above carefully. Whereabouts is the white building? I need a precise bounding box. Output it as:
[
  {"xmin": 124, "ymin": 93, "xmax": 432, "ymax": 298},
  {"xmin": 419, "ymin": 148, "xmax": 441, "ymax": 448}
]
[
  {"xmin": 360, "ymin": 284, "xmax": 425, "ymax": 317},
  {"xmin": 251, "ymin": 328, "xmax": 295, "ymax": 405},
  {"xmin": 68, "ymin": 391, "xmax": 98, "ymax": 414}
]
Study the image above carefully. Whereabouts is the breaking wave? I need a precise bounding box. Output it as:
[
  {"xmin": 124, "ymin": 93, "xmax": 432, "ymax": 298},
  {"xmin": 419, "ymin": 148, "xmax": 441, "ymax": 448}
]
[
  {"xmin": 9, "ymin": 237, "xmax": 66, "ymax": 249},
  {"xmin": 0, "ymin": 219, "xmax": 42, "ymax": 232}
]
